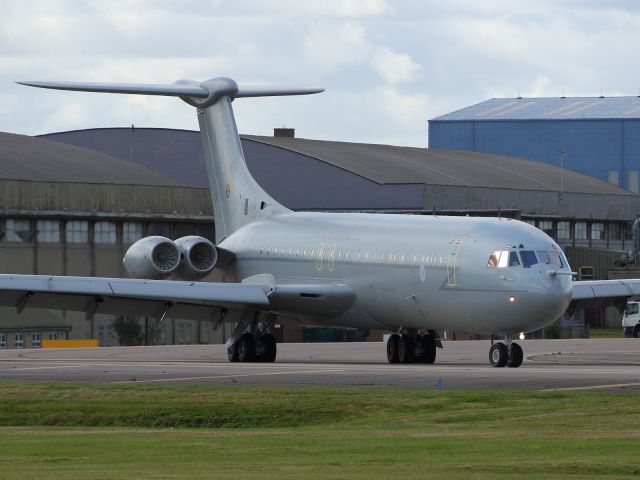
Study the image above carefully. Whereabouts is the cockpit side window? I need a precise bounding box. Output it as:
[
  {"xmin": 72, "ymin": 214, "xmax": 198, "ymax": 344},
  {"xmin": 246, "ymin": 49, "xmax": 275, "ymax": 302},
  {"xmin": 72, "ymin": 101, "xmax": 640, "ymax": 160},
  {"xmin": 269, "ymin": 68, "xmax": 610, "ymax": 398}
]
[
  {"xmin": 548, "ymin": 250, "xmax": 564, "ymax": 267},
  {"xmin": 487, "ymin": 250, "xmax": 509, "ymax": 268},
  {"xmin": 508, "ymin": 251, "xmax": 521, "ymax": 267},
  {"xmin": 520, "ymin": 250, "xmax": 538, "ymax": 268},
  {"xmin": 536, "ymin": 251, "xmax": 551, "ymax": 264}
]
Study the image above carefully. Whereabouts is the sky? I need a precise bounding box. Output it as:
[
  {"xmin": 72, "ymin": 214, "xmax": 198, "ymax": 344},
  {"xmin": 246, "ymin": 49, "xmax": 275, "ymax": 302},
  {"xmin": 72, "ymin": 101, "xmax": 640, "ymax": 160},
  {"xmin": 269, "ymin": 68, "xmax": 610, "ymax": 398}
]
[{"xmin": 1, "ymin": 0, "xmax": 640, "ymax": 147}]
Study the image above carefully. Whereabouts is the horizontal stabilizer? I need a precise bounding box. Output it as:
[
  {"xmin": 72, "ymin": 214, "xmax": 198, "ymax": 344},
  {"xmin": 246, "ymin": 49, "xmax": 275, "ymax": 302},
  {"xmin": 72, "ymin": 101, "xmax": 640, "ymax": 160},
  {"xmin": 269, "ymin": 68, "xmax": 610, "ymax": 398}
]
[
  {"xmin": 17, "ymin": 79, "xmax": 324, "ymax": 101},
  {"xmin": 17, "ymin": 81, "xmax": 210, "ymax": 98},
  {"xmin": 237, "ymin": 86, "xmax": 324, "ymax": 97}
]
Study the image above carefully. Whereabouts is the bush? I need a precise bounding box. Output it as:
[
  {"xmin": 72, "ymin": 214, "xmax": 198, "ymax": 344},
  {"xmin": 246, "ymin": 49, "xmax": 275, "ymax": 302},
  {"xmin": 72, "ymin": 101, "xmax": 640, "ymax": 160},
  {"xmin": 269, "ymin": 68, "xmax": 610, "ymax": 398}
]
[{"xmin": 544, "ymin": 320, "xmax": 565, "ymax": 339}]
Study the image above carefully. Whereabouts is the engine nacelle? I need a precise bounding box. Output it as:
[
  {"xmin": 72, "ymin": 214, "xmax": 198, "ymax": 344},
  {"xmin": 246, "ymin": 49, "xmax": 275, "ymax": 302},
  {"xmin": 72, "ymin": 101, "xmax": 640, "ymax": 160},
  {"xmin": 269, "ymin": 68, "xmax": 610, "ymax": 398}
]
[
  {"xmin": 173, "ymin": 236, "xmax": 217, "ymax": 280},
  {"xmin": 123, "ymin": 236, "xmax": 180, "ymax": 279}
]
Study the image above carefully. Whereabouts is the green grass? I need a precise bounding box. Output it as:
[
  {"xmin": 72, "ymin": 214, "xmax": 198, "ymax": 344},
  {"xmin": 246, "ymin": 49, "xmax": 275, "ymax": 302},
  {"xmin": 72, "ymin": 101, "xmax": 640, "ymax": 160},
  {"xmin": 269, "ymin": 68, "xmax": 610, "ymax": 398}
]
[
  {"xmin": 1, "ymin": 382, "xmax": 639, "ymax": 479},
  {"xmin": 590, "ymin": 328, "xmax": 625, "ymax": 338}
]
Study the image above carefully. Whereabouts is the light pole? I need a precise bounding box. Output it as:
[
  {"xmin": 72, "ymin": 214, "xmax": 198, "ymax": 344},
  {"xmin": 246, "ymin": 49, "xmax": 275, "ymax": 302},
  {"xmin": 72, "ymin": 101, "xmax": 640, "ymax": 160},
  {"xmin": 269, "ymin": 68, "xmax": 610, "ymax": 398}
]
[{"xmin": 558, "ymin": 149, "xmax": 566, "ymax": 199}]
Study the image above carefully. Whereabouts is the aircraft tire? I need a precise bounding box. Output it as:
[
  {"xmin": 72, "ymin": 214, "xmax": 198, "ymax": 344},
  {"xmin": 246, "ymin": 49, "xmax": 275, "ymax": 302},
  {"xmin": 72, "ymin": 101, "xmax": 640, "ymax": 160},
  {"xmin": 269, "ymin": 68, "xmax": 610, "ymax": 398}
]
[
  {"xmin": 506, "ymin": 342, "xmax": 523, "ymax": 368},
  {"xmin": 227, "ymin": 343, "xmax": 239, "ymax": 362},
  {"xmin": 260, "ymin": 334, "xmax": 277, "ymax": 363},
  {"xmin": 420, "ymin": 334, "xmax": 437, "ymax": 364},
  {"xmin": 398, "ymin": 335, "xmax": 416, "ymax": 363},
  {"xmin": 387, "ymin": 334, "xmax": 400, "ymax": 363},
  {"xmin": 237, "ymin": 333, "xmax": 256, "ymax": 362},
  {"xmin": 489, "ymin": 342, "xmax": 508, "ymax": 367}
]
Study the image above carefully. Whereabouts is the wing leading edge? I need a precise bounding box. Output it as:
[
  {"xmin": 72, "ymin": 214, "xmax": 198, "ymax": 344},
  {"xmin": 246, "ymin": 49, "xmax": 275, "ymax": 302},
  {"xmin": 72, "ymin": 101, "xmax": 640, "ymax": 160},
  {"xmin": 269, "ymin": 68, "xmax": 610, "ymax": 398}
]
[
  {"xmin": 0, "ymin": 274, "xmax": 355, "ymax": 324},
  {"xmin": 567, "ymin": 279, "xmax": 640, "ymax": 315}
]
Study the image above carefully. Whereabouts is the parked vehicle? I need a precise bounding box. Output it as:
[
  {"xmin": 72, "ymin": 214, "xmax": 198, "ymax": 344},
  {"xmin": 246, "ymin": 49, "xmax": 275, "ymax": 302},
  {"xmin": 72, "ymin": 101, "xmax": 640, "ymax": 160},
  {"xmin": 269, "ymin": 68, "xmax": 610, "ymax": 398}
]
[{"xmin": 622, "ymin": 301, "xmax": 640, "ymax": 338}]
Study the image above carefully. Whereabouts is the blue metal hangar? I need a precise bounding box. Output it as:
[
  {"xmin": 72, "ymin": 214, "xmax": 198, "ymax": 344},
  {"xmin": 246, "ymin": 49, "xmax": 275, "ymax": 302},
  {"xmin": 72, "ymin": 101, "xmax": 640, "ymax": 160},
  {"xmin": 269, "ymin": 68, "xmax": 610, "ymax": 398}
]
[{"xmin": 429, "ymin": 96, "xmax": 640, "ymax": 193}]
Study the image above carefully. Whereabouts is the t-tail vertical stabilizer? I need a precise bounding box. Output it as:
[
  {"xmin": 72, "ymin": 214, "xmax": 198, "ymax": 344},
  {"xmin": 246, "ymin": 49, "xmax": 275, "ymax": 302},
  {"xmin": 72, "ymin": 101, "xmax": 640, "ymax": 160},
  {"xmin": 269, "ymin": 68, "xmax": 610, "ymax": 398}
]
[{"xmin": 18, "ymin": 77, "xmax": 324, "ymax": 243}]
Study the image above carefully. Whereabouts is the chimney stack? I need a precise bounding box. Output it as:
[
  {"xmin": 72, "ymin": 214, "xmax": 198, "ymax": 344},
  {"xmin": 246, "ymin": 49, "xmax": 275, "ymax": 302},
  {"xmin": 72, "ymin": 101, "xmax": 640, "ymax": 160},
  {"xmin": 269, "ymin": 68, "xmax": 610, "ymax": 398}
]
[{"xmin": 274, "ymin": 127, "xmax": 295, "ymax": 138}]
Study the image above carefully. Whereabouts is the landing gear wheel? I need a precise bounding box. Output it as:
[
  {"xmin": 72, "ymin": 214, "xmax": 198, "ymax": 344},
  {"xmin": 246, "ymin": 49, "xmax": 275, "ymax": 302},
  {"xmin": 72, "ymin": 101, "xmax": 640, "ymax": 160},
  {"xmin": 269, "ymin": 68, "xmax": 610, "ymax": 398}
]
[
  {"xmin": 507, "ymin": 342, "xmax": 523, "ymax": 368},
  {"xmin": 489, "ymin": 342, "xmax": 508, "ymax": 368},
  {"xmin": 237, "ymin": 333, "xmax": 256, "ymax": 362},
  {"xmin": 398, "ymin": 335, "xmax": 416, "ymax": 363},
  {"xmin": 259, "ymin": 334, "xmax": 277, "ymax": 363},
  {"xmin": 634, "ymin": 326, "xmax": 640, "ymax": 339},
  {"xmin": 387, "ymin": 334, "xmax": 400, "ymax": 364},
  {"xmin": 227, "ymin": 343, "xmax": 239, "ymax": 362},
  {"xmin": 419, "ymin": 334, "xmax": 437, "ymax": 364}
]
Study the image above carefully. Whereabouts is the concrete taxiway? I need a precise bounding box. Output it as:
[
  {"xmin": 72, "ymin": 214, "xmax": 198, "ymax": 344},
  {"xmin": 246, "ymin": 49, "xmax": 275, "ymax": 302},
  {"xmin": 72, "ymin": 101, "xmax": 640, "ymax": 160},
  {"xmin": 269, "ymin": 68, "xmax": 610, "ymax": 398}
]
[{"xmin": 0, "ymin": 339, "xmax": 639, "ymax": 391}]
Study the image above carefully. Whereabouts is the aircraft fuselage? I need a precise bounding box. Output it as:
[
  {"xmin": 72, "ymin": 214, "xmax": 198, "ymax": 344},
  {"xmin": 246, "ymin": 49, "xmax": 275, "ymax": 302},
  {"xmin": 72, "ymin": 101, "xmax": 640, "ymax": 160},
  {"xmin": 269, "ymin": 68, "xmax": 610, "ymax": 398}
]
[{"xmin": 222, "ymin": 212, "xmax": 572, "ymax": 335}]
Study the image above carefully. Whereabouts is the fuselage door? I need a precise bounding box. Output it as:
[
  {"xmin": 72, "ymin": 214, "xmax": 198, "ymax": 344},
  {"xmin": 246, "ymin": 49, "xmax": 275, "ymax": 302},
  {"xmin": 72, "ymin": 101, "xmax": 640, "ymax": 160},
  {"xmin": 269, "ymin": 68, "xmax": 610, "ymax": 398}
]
[{"xmin": 447, "ymin": 235, "xmax": 466, "ymax": 287}]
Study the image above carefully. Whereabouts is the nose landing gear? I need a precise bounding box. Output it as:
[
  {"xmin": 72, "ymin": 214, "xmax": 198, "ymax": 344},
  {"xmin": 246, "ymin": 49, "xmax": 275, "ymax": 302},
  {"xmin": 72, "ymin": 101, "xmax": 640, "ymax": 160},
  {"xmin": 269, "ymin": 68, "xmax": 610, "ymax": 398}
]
[{"xmin": 489, "ymin": 336, "xmax": 523, "ymax": 368}]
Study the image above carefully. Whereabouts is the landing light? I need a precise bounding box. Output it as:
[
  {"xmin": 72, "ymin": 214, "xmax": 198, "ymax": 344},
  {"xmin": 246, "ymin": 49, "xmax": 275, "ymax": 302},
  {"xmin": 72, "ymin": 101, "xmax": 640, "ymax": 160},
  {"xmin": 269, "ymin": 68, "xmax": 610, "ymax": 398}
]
[
  {"xmin": 519, "ymin": 332, "xmax": 525, "ymax": 340},
  {"xmin": 508, "ymin": 295, "xmax": 516, "ymax": 304}
]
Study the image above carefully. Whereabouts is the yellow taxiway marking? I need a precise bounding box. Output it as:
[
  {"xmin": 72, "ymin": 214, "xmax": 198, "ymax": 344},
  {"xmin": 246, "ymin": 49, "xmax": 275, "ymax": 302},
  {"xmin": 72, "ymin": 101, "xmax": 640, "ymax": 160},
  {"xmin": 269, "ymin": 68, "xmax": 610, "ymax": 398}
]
[
  {"xmin": 112, "ymin": 368, "xmax": 350, "ymax": 384},
  {"xmin": 540, "ymin": 381, "xmax": 640, "ymax": 392}
]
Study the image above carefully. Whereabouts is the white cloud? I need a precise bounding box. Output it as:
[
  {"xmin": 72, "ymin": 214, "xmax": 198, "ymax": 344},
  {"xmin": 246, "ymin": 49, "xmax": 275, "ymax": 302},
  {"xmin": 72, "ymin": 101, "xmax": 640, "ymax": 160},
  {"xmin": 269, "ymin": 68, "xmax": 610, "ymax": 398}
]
[
  {"xmin": 378, "ymin": 87, "xmax": 429, "ymax": 125},
  {"xmin": 370, "ymin": 47, "xmax": 423, "ymax": 84},
  {"xmin": 303, "ymin": 21, "xmax": 370, "ymax": 71},
  {"xmin": 210, "ymin": 0, "xmax": 393, "ymax": 18},
  {"xmin": 2, "ymin": 0, "xmax": 640, "ymax": 148}
]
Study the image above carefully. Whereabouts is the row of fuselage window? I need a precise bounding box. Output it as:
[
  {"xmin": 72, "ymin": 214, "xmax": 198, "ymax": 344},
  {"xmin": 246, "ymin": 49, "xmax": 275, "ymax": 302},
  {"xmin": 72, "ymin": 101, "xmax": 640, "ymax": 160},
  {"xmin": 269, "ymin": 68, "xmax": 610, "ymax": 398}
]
[{"xmin": 258, "ymin": 245, "xmax": 446, "ymax": 269}]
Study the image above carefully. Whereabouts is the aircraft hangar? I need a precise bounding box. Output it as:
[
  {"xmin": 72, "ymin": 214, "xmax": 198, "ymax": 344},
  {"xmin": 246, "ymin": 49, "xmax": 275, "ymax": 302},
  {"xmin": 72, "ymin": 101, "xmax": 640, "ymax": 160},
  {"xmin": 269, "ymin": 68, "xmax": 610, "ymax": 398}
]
[
  {"xmin": 42, "ymin": 127, "xmax": 640, "ymax": 251},
  {"xmin": 0, "ymin": 128, "xmax": 639, "ymax": 348},
  {"xmin": 428, "ymin": 96, "xmax": 640, "ymax": 193}
]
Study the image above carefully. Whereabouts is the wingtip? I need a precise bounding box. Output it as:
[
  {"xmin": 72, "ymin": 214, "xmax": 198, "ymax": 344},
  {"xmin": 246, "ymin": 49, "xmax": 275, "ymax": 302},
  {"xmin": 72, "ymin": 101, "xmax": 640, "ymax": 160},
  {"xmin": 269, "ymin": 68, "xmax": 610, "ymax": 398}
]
[{"xmin": 16, "ymin": 81, "xmax": 47, "ymax": 88}]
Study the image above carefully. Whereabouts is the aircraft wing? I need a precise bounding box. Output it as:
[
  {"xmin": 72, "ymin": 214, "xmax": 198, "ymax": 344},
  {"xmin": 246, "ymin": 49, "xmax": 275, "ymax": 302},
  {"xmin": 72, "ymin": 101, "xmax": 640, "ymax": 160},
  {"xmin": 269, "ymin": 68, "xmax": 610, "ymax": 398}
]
[
  {"xmin": 0, "ymin": 274, "xmax": 355, "ymax": 323},
  {"xmin": 567, "ymin": 279, "xmax": 640, "ymax": 315}
]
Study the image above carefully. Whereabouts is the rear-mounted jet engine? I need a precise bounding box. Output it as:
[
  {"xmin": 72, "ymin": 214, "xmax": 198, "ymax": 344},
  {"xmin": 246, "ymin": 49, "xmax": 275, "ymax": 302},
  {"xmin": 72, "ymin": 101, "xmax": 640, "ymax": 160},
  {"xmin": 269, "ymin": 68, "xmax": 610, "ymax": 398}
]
[{"xmin": 123, "ymin": 235, "xmax": 216, "ymax": 280}]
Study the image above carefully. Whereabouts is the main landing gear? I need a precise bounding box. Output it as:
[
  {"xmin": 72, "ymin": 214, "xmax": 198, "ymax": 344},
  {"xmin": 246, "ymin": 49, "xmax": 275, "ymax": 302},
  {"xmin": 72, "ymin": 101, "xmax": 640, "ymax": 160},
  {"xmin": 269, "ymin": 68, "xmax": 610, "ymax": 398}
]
[
  {"xmin": 387, "ymin": 331, "xmax": 439, "ymax": 364},
  {"xmin": 226, "ymin": 311, "xmax": 277, "ymax": 363},
  {"xmin": 489, "ymin": 337, "xmax": 523, "ymax": 368},
  {"xmin": 227, "ymin": 332, "xmax": 277, "ymax": 362}
]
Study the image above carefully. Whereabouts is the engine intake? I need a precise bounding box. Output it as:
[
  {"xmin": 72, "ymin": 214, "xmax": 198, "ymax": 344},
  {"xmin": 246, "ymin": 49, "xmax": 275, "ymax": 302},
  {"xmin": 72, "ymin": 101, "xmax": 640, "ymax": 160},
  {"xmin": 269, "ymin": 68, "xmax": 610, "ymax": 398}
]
[
  {"xmin": 123, "ymin": 236, "xmax": 180, "ymax": 279},
  {"xmin": 174, "ymin": 236, "xmax": 217, "ymax": 280}
]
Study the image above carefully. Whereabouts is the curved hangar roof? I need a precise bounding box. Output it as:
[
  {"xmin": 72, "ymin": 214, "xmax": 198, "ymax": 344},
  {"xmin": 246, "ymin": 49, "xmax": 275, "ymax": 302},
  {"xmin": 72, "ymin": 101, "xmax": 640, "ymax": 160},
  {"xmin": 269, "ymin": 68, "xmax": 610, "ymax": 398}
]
[
  {"xmin": 40, "ymin": 128, "xmax": 628, "ymax": 195},
  {"xmin": 0, "ymin": 132, "xmax": 182, "ymax": 186},
  {"xmin": 0, "ymin": 132, "xmax": 214, "ymax": 217},
  {"xmin": 246, "ymin": 136, "xmax": 629, "ymax": 195},
  {"xmin": 37, "ymin": 128, "xmax": 638, "ymax": 219}
]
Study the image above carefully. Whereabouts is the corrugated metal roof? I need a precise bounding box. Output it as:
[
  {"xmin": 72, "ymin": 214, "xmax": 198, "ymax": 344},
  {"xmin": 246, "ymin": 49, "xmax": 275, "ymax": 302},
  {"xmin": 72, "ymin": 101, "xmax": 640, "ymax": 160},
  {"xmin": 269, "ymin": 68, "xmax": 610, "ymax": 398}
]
[
  {"xmin": 0, "ymin": 132, "xmax": 185, "ymax": 186},
  {"xmin": 37, "ymin": 128, "xmax": 633, "ymax": 196},
  {"xmin": 244, "ymin": 135, "xmax": 633, "ymax": 195},
  {"xmin": 432, "ymin": 96, "xmax": 640, "ymax": 121}
]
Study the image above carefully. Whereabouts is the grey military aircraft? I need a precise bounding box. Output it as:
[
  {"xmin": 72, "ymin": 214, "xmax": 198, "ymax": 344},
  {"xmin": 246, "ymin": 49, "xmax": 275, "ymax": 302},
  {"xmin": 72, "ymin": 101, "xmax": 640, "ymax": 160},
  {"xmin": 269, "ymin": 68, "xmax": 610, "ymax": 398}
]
[{"xmin": 2, "ymin": 76, "xmax": 639, "ymax": 367}]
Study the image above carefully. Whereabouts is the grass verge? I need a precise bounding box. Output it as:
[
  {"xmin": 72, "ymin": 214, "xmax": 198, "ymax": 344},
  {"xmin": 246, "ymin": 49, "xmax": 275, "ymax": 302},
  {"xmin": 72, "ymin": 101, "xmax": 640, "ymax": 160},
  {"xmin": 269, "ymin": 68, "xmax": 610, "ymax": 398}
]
[
  {"xmin": 589, "ymin": 328, "xmax": 624, "ymax": 338},
  {"xmin": 0, "ymin": 382, "xmax": 639, "ymax": 479}
]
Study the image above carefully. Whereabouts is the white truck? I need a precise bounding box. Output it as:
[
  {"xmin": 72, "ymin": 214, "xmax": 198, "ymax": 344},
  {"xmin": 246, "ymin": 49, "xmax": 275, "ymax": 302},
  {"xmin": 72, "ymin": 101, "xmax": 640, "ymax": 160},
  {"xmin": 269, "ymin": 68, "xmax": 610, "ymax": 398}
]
[{"xmin": 623, "ymin": 301, "xmax": 640, "ymax": 338}]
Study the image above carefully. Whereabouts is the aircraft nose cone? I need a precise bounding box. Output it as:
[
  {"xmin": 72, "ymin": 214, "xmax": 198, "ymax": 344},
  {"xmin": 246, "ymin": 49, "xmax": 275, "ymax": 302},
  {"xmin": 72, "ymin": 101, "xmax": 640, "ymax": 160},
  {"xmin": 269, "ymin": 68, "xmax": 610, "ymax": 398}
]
[{"xmin": 526, "ymin": 273, "xmax": 572, "ymax": 330}]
